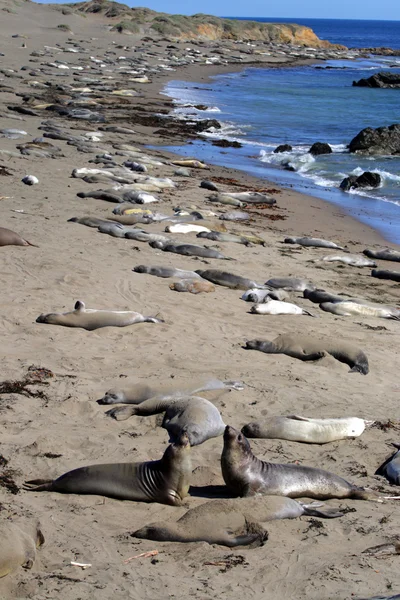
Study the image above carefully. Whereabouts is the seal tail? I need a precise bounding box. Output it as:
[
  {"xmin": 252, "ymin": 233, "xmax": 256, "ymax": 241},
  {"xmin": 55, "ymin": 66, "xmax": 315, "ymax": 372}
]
[
  {"xmin": 23, "ymin": 479, "xmax": 54, "ymax": 492},
  {"xmin": 349, "ymin": 488, "xmax": 400, "ymax": 502},
  {"xmin": 301, "ymin": 504, "xmax": 344, "ymax": 518},
  {"xmin": 303, "ymin": 310, "xmax": 317, "ymax": 317},
  {"xmin": 24, "ymin": 240, "xmax": 39, "ymax": 247},
  {"xmin": 145, "ymin": 313, "xmax": 164, "ymax": 324}
]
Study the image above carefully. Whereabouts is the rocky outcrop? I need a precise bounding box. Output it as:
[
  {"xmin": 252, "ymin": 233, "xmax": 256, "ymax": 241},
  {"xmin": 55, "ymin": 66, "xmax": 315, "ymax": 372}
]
[
  {"xmin": 63, "ymin": 1, "xmax": 346, "ymax": 47},
  {"xmin": 274, "ymin": 144, "xmax": 292, "ymax": 153},
  {"xmin": 353, "ymin": 72, "xmax": 400, "ymax": 88},
  {"xmin": 349, "ymin": 124, "xmax": 400, "ymax": 155},
  {"xmin": 309, "ymin": 142, "xmax": 332, "ymax": 155},
  {"xmin": 340, "ymin": 171, "xmax": 381, "ymax": 191}
]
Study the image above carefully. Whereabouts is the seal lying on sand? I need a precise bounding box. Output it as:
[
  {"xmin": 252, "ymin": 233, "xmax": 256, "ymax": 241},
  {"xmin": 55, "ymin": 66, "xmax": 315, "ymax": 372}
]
[
  {"xmin": 195, "ymin": 269, "xmax": 264, "ymax": 290},
  {"xmin": 266, "ymin": 278, "xmax": 315, "ymax": 292},
  {"xmin": 0, "ymin": 521, "xmax": 44, "ymax": 578},
  {"xmin": 68, "ymin": 216, "xmax": 116, "ymax": 228},
  {"xmin": 149, "ymin": 241, "xmax": 231, "ymax": 260},
  {"xmin": 221, "ymin": 426, "xmax": 385, "ymax": 500},
  {"xmin": 36, "ymin": 300, "xmax": 163, "ymax": 330},
  {"xmin": 284, "ymin": 236, "xmax": 345, "ymax": 250},
  {"xmin": 133, "ymin": 265, "xmax": 202, "ymax": 279},
  {"xmin": 245, "ymin": 334, "xmax": 369, "ymax": 374},
  {"xmin": 98, "ymin": 377, "xmax": 243, "ymax": 405},
  {"xmin": 132, "ymin": 495, "xmax": 342, "ymax": 547},
  {"xmin": 24, "ymin": 434, "xmax": 191, "ymax": 506},
  {"xmin": 364, "ymin": 248, "xmax": 400, "ymax": 263},
  {"xmin": 169, "ymin": 280, "xmax": 215, "ymax": 294},
  {"xmin": 315, "ymin": 254, "xmax": 377, "ymax": 267},
  {"xmin": 376, "ymin": 443, "xmax": 400, "ymax": 485},
  {"xmin": 106, "ymin": 395, "xmax": 225, "ymax": 446},
  {"xmin": 241, "ymin": 289, "xmax": 289, "ymax": 302},
  {"xmin": 320, "ymin": 301, "xmax": 400, "ymax": 320},
  {"xmin": 371, "ymin": 269, "xmax": 400, "ymax": 283},
  {"xmin": 0, "ymin": 227, "xmax": 37, "ymax": 247},
  {"xmin": 241, "ymin": 416, "xmax": 368, "ymax": 444},
  {"xmin": 250, "ymin": 299, "xmax": 315, "ymax": 316}
]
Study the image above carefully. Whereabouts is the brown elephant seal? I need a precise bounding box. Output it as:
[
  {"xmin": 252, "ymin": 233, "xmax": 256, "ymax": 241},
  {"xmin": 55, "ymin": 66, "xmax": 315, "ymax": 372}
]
[
  {"xmin": 169, "ymin": 280, "xmax": 215, "ymax": 294},
  {"xmin": 303, "ymin": 288, "xmax": 344, "ymax": 304},
  {"xmin": 195, "ymin": 269, "xmax": 264, "ymax": 290},
  {"xmin": 371, "ymin": 269, "xmax": 400, "ymax": 283},
  {"xmin": 24, "ymin": 434, "xmax": 191, "ymax": 506},
  {"xmin": 364, "ymin": 248, "xmax": 400, "ymax": 263},
  {"xmin": 132, "ymin": 495, "xmax": 342, "ymax": 547},
  {"xmin": 98, "ymin": 377, "xmax": 244, "ymax": 405},
  {"xmin": 241, "ymin": 416, "xmax": 368, "ymax": 444},
  {"xmin": 0, "ymin": 227, "xmax": 37, "ymax": 247},
  {"xmin": 376, "ymin": 443, "xmax": 400, "ymax": 485},
  {"xmin": 266, "ymin": 278, "xmax": 315, "ymax": 292},
  {"xmin": 133, "ymin": 265, "xmax": 202, "ymax": 279},
  {"xmin": 242, "ymin": 288, "xmax": 289, "ymax": 302},
  {"xmin": 0, "ymin": 521, "xmax": 44, "ymax": 578},
  {"xmin": 221, "ymin": 426, "xmax": 382, "ymax": 500},
  {"xmin": 68, "ymin": 216, "xmax": 115, "ymax": 228},
  {"xmin": 284, "ymin": 236, "xmax": 345, "ymax": 250},
  {"xmin": 36, "ymin": 300, "xmax": 164, "ymax": 330},
  {"xmin": 149, "ymin": 241, "xmax": 231, "ymax": 260},
  {"xmin": 105, "ymin": 395, "xmax": 225, "ymax": 447},
  {"xmin": 245, "ymin": 334, "xmax": 369, "ymax": 374}
]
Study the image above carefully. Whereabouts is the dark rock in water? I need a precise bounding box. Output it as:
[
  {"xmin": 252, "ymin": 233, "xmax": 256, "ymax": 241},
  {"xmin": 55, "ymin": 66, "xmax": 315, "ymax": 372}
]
[
  {"xmin": 309, "ymin": 142, "xmax": 332, "ymax": 155},
  {"xmin": 349, "ymin": 123, "xmax": 400, "ymax": 155},
  {"xmin": 353, "ymin": 71, "xmax": 400, "ymax": 88},
  {"xmin": 200, "ymin": 180, "xmax": 218, "ymax": 191},
  {"xmin": 212, "ymin": 139, "xmax": 242, "ymax": 148},
  {"xmin": 192, "ymin": 119, "xmax": 221, "ymax": 132},
  {"xmin": 340, "ymin": 171, "xmax": 381, "ymax": 191},
  {"xmin": 273, "ymin": 144, "xmax": 292, "ymax": 153}
]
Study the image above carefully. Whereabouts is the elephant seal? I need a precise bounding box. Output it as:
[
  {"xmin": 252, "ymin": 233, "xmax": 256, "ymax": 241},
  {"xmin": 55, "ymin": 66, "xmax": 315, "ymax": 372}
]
[
  {"xmin": 0, "ymin": 227, "xmax": 37, "ymax": 248},
  {"xmin": 221, "ymin": 426, "xmax": 382, "ymax": 500},
  {"xmin": 98, "ymin": 377, "xmax": 244, "ymax": 405},
  {"xmin": 200, "ymin": 180, "xmax": 218, "ymax": 191},
  {"xmin": 371, "ymin": 269, "xmax": 400, "ymax": 283},
  {"xmin": 132, "ymin": 495, "xmax": 342, "ymax": 547},
  {"xmin": 197, "ymin": 231, "xmax": 251, "ymax": 246},
  {"xmin": 149, "ymin": 241, "xmax": 231, "ymax": 260},
  {"xmin": 303, "ymin": 288, "xmax": 345, "ymax": 304},
  {"xmin": 106, "ymin": 395, "xmax": 225, "ymax": 446},
  {"xmin": 209, "ymin": 192, "xmax": 276, "ymax": 206},
  {"xmin": 169, "ymin": 280, "xmax": 215, "ymax": 294},
  {"xmin": 250, "ymin": 299, "xmax": 315, "ymax": 317},
  {"xmin": 172, "ymin": 159, "xmax": 208, "ymax": 169},
  {"xmin": 242, "ymin": 289, "xmax": 289, "ymax": 303},
  {"xmin": 316, "ymin": 254, "xmax": 376, "ymax": 267},
  {"xmin": 24, "ymin": 434, "xmax": 191, "ymax": 506},
  {"xmin": 241, "ymin": 416, "xmax": 368, "ymax": 444},
  {"xmin": 68, "ymin": 216, "xmax": 115, "ymax": 228},
  {"xmin": 0, "ymin": 521, "xmax": 44, "ymax": 578},
  {"xmin": 320, "ymin": 301, "xmax": 400, "ymax": 320},
  {"xmin": 165, "ymin": 224, "xmax": 211, "ymax": 234},
  {"xmin": 245, "ymin": 334, "xmax": 369, "ymax": 374},
  {"xmin": 376, "ymin": 443, "xmax": 400, "ymax": 485},
  {"xmin": 133, "ymin": 265, "xmax": 202, "ymax": 279},
  {"xmin": 195, "ymin": 269, "xmax": 264, "ymax": 290},
  {"xmin": 36, "ymin": 300, "xmax": 163, "ymax": 330},
  {"xmin": 266, "ymin": 278, "xmax": 315, "ymax": 292},
  {"xmin": 219, "ymin": 211, "xmax": 250, "ymax": 222},
  {"xmin": 284, "ymin": 237, "xmax": 345, "ymax": 250},
  {"xmin": 364, "ymin": 248, "xmax": 400, "ymax": 263}
]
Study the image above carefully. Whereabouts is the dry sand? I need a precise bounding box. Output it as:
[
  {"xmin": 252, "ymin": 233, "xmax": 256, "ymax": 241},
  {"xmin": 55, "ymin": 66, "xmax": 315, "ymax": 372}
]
[{"xmin": 0, "ymin": 2, "xmax": 400, "ymax": 599}]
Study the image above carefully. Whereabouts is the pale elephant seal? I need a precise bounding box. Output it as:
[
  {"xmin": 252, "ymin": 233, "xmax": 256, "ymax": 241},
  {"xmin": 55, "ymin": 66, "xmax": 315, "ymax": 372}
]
[
  {"xmin": 320, "ymin": 301, "xmax": 400, "ymax": 320},
  {"xmin": 172, "ymin": 159, "xmax": 208, "ymax": 169},
  {"xmin": 165, "ymin": 224, "xmax": 211, "ymax": 234},
  {"xmin": 209, "ymin": 192, "xmax": 275, "ymax": 206},
  {"xmin": 149, "ymin": 241, "xmax": 231, "ymax": 260},
  {"xmin": 0, "ymin": 521, "xmax": 44, "ymax": 578},
  {"xmin": 169, "ymin": 280, "xmax": 215, "ymax": 294},
  {"xmin": 376, "ymin": 443, "xmax": 400, "ymax": 485},
  {"xmin": 266, "ymin": 278, "xmax": 315, "ymax": 292},
  {"xmin": 133, "ymin": 265, "xmax": 202, "ymax": 279},
  {"xmin": 316, "ymin": 254, "xmax": 377, "ymax": 267},
  {"xmin": 24, "ymin": 434, "xmax": 191, "ymax": 506},
  {"xmin": 241, "ymin": 416, "xmax": 368, "ymax": 443},
  {"xmin": 245, "ymin": 334, "xmax": 369, "ymax": 374},
  {"xmin": 284, "ymin": 236, "xmax": 345, "ymax": 250},
  {"xmin": 36, "ymin": 300, "xmax": 163, "ymax": 330},
  {"xmin": 364, "ymin": 248, "xmax": 400, "ymax": 263},
  {"xmin": 219, "ymin": 211, "xmax": 250, "ymax": 221},
  {"xmin": 221, "ymin": 426, "xmax": 381, "ymax": 500},
  {"xmin": 98, "ymin": 377, "xmax": 244, "ymax": 405},
  {"xmin": 0, "ymin": 227, "xmax": 37, "ymax": 248},
  {"xmin": 132, "ymin": 495, "xmax": 342, "ymax": 547},
  {"xmin": 371, "ymin": 269, "xmax": 400, "ymax": 283},
  {"xmin": 197, "ymin": 231, "xmax": 251, "ymax": 246},
  {"xmin": 106, "ymin": 395, "xmax": 225, "ymax": 446},
  {"xmin": 241, "ymin": 288, "xmax": 289, "ymax": 303},
  {"xmin": 250, "ymin": 299, "xmax": 315, "ymax": 316},
  {"xmin": 195, "ymin": 269, "xmax": 264, "ymax": 290}
]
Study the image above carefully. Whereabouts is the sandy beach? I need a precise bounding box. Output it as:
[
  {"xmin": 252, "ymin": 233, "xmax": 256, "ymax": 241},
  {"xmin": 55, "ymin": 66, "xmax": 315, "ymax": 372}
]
[{"xmin": 1, "ymin": 2, "xmax": 400, "ymax": 599}]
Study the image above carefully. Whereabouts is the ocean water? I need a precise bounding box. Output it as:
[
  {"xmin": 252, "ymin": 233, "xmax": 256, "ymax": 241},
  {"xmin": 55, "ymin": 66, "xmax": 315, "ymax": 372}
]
[{"xmin": 161, "ymin": 19, "xmax": 400, "ymax": 243}]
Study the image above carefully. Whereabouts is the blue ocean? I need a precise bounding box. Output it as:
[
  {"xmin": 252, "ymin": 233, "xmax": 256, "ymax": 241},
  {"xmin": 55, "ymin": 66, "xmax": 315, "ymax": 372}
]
[{"xmin": 162, "ymin": 19, "xmax": 400, "ymax": 243}]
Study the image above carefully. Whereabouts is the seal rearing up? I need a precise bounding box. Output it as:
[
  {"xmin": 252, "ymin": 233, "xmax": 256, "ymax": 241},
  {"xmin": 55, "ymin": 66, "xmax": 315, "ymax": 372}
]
[
  {"xmin": 245, "ymin": 334, "xmax": 369, "ymax": 374},
  {"xmin": 221, "ymin": 426, "xmax": 383, "ymax": 501},
  {"xmin": 23, "ymin": 434, "xmax": 191, "ymax": 506}
]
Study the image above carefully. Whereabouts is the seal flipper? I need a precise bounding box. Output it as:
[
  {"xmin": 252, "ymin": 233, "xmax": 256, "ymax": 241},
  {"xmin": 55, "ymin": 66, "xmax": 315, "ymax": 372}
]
[
  {"xmin": 300, "ymin": 503, "xmax": 344, "ymax": 518},
  {"xmin": 74, "ymin": 300, "xmax": 85, "ymax": 311},
  {"xmin": 23, "ymin": 479, "xmax": 54, "ymax": 491}
]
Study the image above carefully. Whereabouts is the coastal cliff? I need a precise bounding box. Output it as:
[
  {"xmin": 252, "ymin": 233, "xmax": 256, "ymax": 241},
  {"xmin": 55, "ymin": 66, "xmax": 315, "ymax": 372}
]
[{"xmin": 55, "ymin": 0, "xmax": 345, "ymax": 48}]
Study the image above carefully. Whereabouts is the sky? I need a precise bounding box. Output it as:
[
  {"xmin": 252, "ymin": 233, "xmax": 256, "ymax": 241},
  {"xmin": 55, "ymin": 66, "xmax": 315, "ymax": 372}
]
[{"xmin": 34, "ymin": 0, "xmax": 400, "ymax": 21}]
